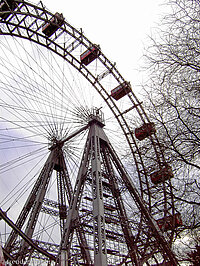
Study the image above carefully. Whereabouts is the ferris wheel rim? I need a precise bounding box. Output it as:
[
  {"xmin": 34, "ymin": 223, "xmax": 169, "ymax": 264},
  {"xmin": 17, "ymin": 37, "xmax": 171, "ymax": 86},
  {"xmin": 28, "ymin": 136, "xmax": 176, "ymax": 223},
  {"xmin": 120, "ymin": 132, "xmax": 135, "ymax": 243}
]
[
  {"xmin": 0, "ymin": 0, "xmax": 177, "ymax": 262},
  {"xmin": 0, "ymin": 0, "xmax": 175, "ymax": 223}
]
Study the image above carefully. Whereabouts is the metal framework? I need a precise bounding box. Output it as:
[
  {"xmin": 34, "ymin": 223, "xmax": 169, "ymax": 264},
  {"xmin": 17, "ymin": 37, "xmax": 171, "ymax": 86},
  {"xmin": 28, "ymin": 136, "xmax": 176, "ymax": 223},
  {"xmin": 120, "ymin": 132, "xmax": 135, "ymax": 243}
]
[
  {"xmin": 0, "ymin": 0, "xmax": 180, "ymax": 265},
  {"xmin": 1, "ymin": 109, "xmax": 178, "ymax": 265}
]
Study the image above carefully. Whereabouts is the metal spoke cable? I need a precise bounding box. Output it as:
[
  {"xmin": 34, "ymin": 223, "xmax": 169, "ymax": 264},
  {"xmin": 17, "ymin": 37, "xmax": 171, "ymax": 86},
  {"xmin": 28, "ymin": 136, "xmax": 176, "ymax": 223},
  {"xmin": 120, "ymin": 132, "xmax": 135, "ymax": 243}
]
[
  {"xmin": 0, "ymin": 114, "xmax": 50, "ymax": 140},
  {"xmin": 0, "ymin": 152, "xmax": 48, "ymax": 208},
  {"xmin": 0, "ymin": 38, "xmax": 66, "ymax": 135},
  {"xmin": 0, "ymin": 132, "xmax": 47, "ymax": 144},
  {"xmin": 0, "ymin": 147, "xmax": 47, "ymax": 173}
]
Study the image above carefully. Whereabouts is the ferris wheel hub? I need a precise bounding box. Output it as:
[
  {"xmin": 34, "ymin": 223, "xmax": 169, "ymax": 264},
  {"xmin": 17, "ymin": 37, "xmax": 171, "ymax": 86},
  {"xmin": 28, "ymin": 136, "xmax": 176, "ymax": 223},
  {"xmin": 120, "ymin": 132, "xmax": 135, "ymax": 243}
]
[
  {"xmin": 88, "ymin": 107, "xmax": 105, "ymax": 128},
  {"xmin": 48, "ymin": 138, "xmax": 64, "ymax": 151}
]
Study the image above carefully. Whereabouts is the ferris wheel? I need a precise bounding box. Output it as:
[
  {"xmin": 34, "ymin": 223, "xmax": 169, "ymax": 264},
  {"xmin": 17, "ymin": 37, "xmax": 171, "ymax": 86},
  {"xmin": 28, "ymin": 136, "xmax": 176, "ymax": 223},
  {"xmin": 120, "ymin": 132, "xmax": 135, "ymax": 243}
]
[{"xmin": 0, "ymin": 0, "xmax": 181, "ymax": 265}]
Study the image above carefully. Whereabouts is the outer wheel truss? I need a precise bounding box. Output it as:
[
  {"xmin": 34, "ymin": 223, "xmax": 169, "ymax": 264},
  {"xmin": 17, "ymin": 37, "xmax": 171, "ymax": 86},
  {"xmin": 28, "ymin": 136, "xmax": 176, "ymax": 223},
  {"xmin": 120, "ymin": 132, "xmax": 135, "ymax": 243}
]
[
  {"xmin": 0, "ymin": 0, "xmax": 179, "ymax": 264},
  {"xmin": 0, "ymin": 0, "xmax": 175, "ymax": 228}
]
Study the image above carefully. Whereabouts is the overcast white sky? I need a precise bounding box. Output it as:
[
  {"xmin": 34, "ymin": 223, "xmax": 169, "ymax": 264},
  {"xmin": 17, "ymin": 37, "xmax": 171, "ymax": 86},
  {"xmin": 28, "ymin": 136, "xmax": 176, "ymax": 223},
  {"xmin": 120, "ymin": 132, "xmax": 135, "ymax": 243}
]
[{"xmin": 35, "ymin": 0, "xmax": 166, "ymax": 88}]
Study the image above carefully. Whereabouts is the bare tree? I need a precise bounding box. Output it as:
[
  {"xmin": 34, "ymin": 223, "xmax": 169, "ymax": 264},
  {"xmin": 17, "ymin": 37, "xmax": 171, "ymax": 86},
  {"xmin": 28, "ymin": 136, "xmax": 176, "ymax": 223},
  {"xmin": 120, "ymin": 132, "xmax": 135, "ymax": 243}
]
[{"xmin": 141, "ymin": 0, "xmax": 200, "ymax": 259}]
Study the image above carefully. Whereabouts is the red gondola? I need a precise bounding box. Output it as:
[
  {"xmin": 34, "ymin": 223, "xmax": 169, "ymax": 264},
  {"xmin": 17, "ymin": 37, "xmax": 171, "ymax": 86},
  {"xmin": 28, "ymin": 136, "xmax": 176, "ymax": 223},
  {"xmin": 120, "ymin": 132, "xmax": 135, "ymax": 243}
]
[
  {"xmin": 111, "ymin": 81, "xmax": 132, "ymax": 101},
  {"xmin": 42, "ymin": 12, "xmax": 64, "ymax": 37},
  {"xmin": 150, "ymin": 165, "xmax": 173, "ymax": 185},
  {"xmin": 135, "ymin": 122, "xmax": 156, "ymax": 141},
  {"xmin": 157, "ymin": 213, "xmax": 183, "ymax": 231},
  {"xmin": 80, "ymin": 45, "xmax": 100, "ymax": 65}
]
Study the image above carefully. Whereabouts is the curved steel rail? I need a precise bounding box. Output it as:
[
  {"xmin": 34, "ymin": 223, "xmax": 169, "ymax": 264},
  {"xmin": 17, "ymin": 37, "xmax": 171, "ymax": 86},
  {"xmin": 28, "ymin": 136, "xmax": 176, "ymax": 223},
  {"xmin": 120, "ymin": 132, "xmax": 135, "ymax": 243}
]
[{"xmin": 0, "ymin": 0, "xmax": 177, "ymax": 263}]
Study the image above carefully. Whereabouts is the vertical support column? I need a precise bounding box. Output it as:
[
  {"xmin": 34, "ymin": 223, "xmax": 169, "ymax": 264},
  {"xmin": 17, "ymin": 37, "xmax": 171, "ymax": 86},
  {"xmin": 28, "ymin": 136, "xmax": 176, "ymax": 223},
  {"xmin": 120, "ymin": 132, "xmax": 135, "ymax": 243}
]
[
  {"xmin": 57, "ymin": 170, "xmax": 67, "ymax": 235},
  {"xmin": 101, "ymin": 145, "xmax": 139, "ymax": 265},
  {"xmin": 58, "ymin": 132, "xmax": 92, "ymax": 265},
  {"xmin": 60, "ymin": 250, "xmax": 68, "ymax": 266},
  {"xmin": 58, "ymin": 152, "xmax": 92, "ymax": 264},
  {"xmin": 4, "ymin": 150, "xmax": 56, "ymax": 257},
  {"xmin": 91, "ymin": 126, "xmax": 107, "ymax": 266},
  {"xmin": 17, "ymin": 150, "xmax": 56, "ymax": 260}
]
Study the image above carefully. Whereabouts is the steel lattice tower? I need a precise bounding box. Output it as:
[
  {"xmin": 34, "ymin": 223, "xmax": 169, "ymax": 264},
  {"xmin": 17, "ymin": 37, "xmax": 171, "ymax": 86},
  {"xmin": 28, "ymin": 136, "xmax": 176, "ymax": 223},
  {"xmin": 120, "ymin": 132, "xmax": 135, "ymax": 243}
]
[{"xmin": 2, "ymin": 109, "xmax": 178, "ymax": 265}]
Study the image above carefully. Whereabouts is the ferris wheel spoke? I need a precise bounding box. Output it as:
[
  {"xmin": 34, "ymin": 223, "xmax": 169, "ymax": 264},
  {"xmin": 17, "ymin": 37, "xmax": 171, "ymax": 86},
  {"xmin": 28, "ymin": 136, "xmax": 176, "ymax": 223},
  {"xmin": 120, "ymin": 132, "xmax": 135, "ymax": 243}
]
[
  {"xmin": 0, "ymin": 37, "xmax": 86, "ymax": 138},
  {"xmin": 0, "ymin": 147, "xmax": 47, "ymax": 173},
  {"xmin": 0, "ymin": 1, "xmax": 180, "ymax": 264}
]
